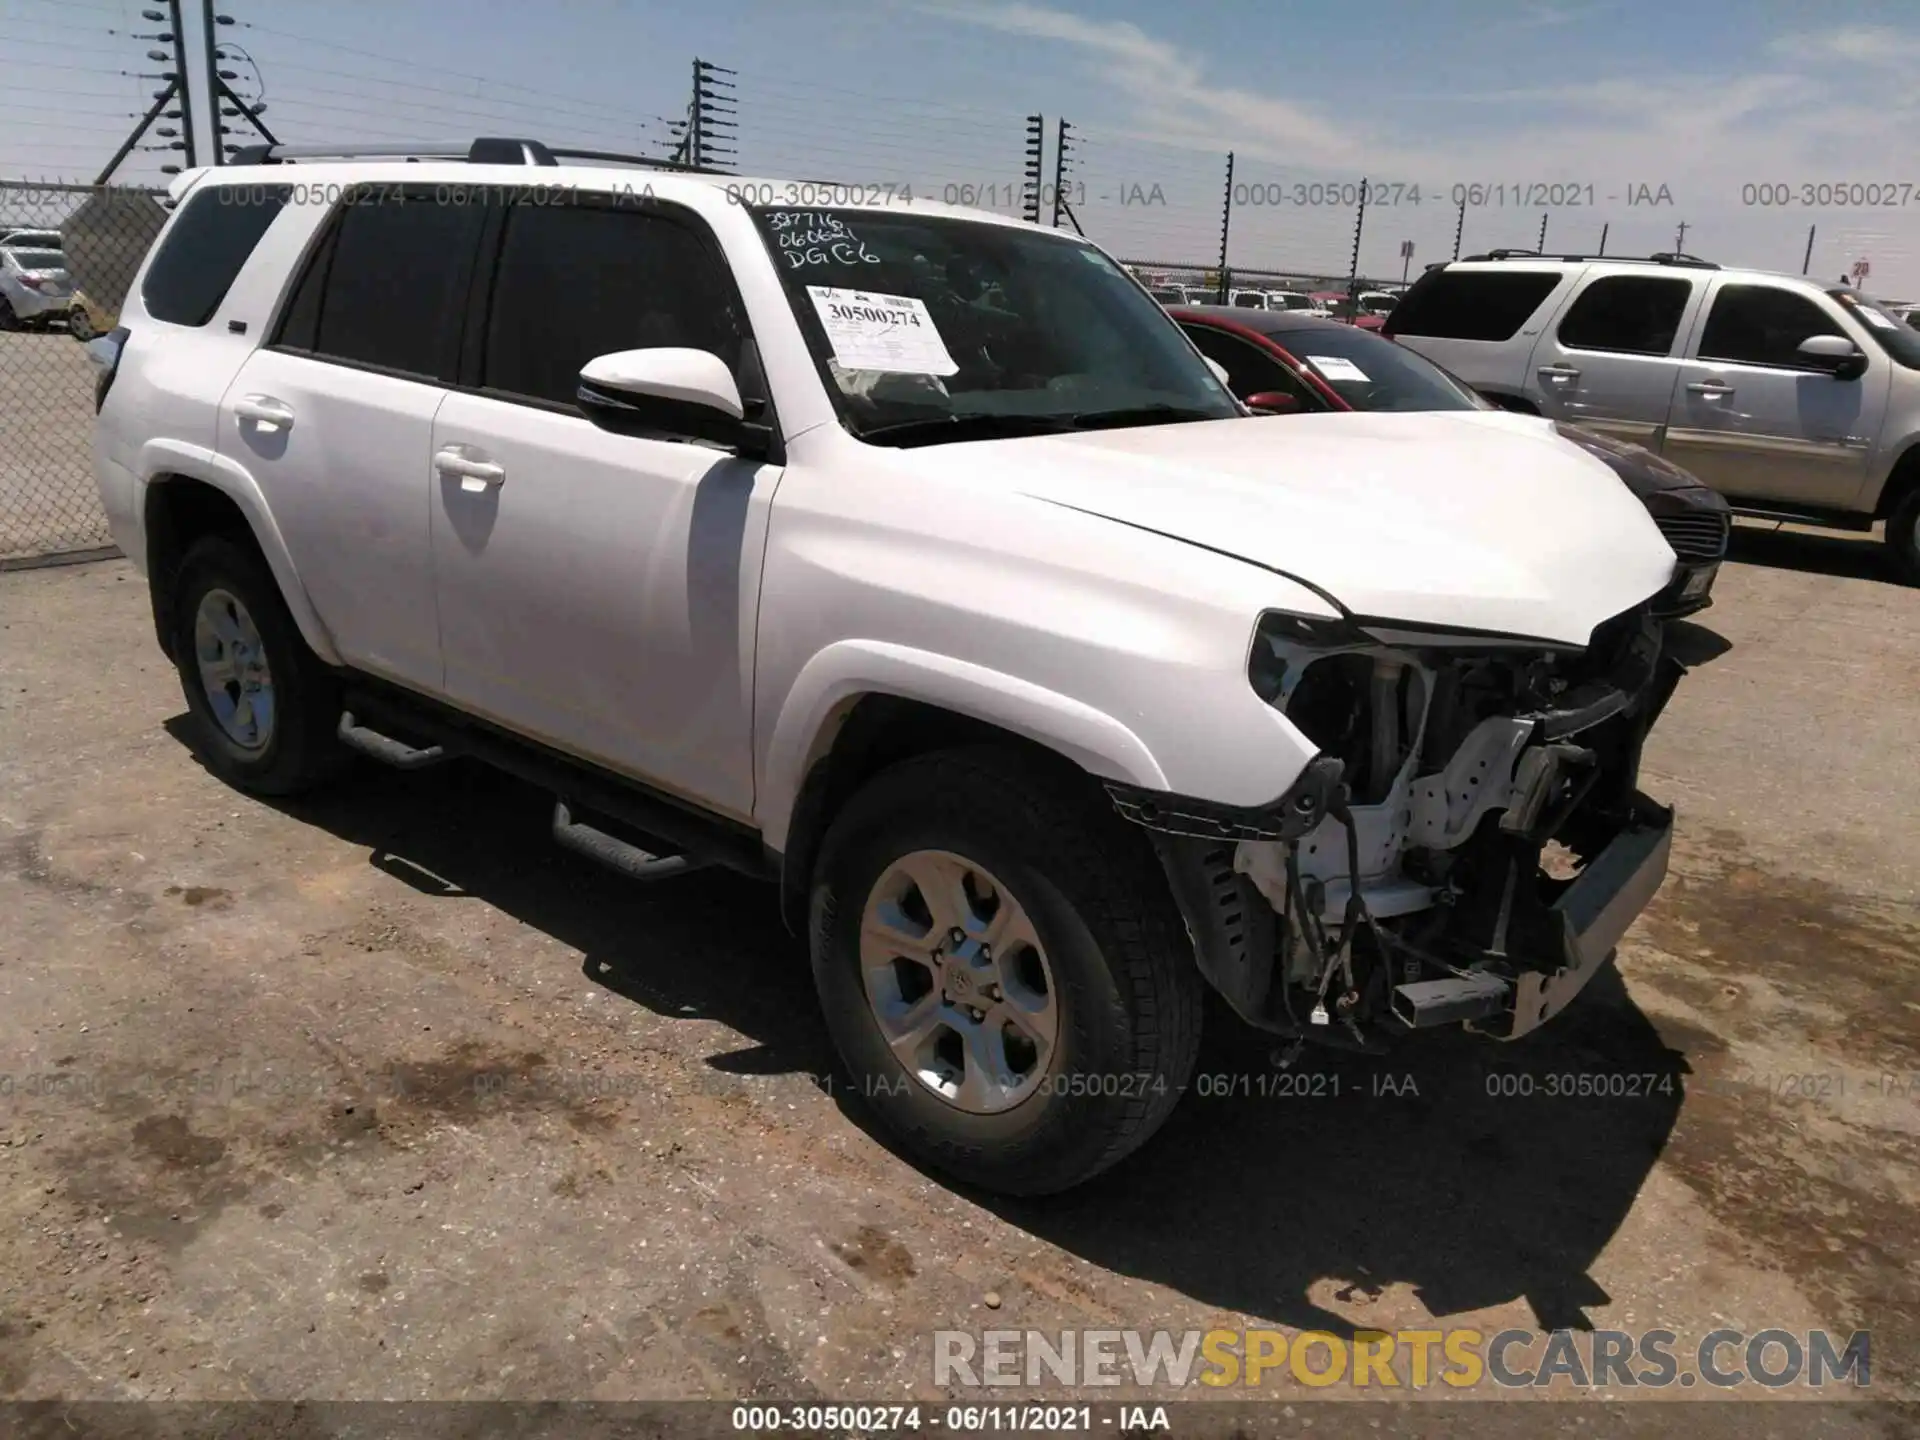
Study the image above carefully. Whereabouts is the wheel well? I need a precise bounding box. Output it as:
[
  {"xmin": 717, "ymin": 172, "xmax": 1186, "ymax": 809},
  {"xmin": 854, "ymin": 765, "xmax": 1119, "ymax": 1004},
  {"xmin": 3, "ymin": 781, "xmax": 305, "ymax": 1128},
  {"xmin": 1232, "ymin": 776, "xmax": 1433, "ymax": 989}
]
[
  {"xmin": 1875, "ymin": 441, "xmax": 1920, "ymax": 518},
  {"xmin": 776, "ymin": 695, "xmax": 1103, "ymax": 934},
  {"xmin": 144, "ymin": 477, "xmax": 260, "ymax": 660}
]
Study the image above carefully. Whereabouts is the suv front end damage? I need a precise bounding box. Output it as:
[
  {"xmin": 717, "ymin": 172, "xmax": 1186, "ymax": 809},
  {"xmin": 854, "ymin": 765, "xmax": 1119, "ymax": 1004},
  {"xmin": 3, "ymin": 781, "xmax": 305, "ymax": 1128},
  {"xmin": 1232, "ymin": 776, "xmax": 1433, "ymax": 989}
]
[{"xmin": 1112, "ymin": 604, "xmax": 1684, "ymax": 1049}]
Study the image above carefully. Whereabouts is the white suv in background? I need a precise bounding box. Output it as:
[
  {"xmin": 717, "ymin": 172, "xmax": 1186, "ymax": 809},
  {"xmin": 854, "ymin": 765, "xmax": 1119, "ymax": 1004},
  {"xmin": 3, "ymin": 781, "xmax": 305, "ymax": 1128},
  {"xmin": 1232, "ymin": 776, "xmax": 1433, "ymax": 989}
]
[
  {"xmin": 1386, "ymin": 252, "xmax": 1920, "ymax": 580},
  {"xmin": 94, "ymin": 139, "xmax": 1693, "ymax": 1194}
]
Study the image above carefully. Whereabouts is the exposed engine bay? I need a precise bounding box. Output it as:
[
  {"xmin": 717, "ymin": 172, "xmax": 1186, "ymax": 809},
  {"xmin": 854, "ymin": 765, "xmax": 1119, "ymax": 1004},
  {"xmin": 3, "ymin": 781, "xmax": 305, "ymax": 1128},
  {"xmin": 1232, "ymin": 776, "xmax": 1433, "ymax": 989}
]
[{"xmin": 1115, "ymin": 603, "xmax": 1685, "ymax": 1050}]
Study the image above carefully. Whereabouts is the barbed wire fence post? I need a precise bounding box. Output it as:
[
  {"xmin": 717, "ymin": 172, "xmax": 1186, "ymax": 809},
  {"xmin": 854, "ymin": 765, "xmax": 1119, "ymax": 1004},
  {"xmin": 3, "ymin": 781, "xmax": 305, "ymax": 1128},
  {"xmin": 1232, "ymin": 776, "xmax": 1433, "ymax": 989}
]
[
  {"xmin": 1345, "ymin": 178, "xmax": 1368, "ymax": 314},
  {"xmin": 1215, "ymin": 152, "xmax": 1234, "ymax": 303}
]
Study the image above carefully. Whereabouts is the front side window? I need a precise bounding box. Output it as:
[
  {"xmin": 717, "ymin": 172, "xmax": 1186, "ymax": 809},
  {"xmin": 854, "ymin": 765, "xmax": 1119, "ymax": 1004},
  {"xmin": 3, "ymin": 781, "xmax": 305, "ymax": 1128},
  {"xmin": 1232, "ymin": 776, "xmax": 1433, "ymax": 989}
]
[
  {"xmin": 1181, "ymin": 323, "xmax": 1317, "ymax": 405},
  {"xmin": 1698, "ymin": 284, "xmax": 1848, "ymax": 370},
  {"xmin": 750, "ymin": 208, "xmax": 1239, "ymax": 444},
  {"xmin": 482, "ymin": 202, "xmax": 742, "ymax": 407},
  {"xmin": 142, "ymin": 183, "xmax": 290, "ymax": 326},
  {"xmin": 1556, "ymin": 275, "xmax": 1693, "ymax": 356}
]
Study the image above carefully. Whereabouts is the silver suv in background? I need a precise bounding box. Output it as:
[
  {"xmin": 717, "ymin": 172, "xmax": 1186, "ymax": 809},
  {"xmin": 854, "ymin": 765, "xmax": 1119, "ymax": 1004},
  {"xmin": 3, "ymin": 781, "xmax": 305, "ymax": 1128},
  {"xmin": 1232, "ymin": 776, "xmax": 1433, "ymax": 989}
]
[{"xmin": 1385, "ymin": 252, "xmax": 1920, "ymax": 580}]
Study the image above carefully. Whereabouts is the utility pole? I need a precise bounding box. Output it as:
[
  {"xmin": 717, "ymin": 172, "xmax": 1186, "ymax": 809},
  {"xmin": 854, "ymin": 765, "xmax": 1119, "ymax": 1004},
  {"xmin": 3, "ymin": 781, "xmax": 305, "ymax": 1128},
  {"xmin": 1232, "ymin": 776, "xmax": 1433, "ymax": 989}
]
[
  {"xmin": 1020, "ymin": 114, "xmax": 1044, "ymax": 223},
  {"xmin": 202, "ymin": 0, "xmax": 223, "ymax": 163},
  {"xmin": 1345, "ymin": 179, "xmax": 1369, "ymax": 317},
  {"xmin": 1051, "ymin": 118, "xmax": 1072, "ymax": 228},
  {"xmin": 690, "ymin": 59, "xmax": 737, "ymax": 170},
  {"xmin": 1674, "ymin": 220, "xmax": 1690, "ymax": 252},
  {"xmin": 1216, "ymin": 152, "xmax": 1234, "ymax": 303},
  {"xmin": 99, "ymin": 0, "xmax": 194, "ymax": 182}
]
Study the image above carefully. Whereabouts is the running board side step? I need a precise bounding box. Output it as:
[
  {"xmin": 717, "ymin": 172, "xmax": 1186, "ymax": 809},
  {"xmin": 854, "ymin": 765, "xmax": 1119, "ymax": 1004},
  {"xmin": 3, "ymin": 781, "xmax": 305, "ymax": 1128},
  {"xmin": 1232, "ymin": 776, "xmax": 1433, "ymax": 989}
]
[
  {"xmin": 337, "ymin": 712, "xmax": 448, "ymax": 769},
  {"xmin": 551, "ymin": 802, "xmax": 707, "ymax": 883}
]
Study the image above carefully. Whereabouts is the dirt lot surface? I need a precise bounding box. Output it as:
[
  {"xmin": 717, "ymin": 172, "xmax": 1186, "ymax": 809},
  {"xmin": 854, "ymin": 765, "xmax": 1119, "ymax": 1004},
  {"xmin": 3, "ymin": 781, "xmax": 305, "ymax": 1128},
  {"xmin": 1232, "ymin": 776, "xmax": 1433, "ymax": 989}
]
[{"xmin": 1, "ymin": 531, "xmax": 1916, "ymax": 1432}]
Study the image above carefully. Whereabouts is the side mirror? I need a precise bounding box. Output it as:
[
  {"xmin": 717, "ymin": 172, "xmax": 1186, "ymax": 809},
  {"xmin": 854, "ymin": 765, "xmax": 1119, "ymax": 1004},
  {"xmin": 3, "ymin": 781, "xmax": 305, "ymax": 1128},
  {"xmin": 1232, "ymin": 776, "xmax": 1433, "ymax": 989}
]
[
  {"xmin": 576, "ymin": 347, "xmax": 755, "ymax": 448},
  {"xmin": 1797, "ymin": 333, "xmax": 1867, "ymax": 380},
  {"xmin": 1245, "ymin": 391, "xmax": 1302, "ymax": 415},
  {"xmin": 1202, "ymin": 355, "xmax": 1231, "ymax": 387}
]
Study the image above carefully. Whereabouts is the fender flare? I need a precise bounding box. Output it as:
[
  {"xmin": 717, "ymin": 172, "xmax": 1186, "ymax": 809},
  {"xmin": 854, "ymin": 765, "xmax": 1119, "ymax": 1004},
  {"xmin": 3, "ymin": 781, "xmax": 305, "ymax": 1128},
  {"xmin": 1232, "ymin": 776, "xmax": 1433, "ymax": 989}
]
[
  {"xmin": 757, "ymin": 639, "xmax": 1170, "ymax": 853},
  {"xmin": 138, "ymin": 437, "xmax": 343, "ymax": 666}
]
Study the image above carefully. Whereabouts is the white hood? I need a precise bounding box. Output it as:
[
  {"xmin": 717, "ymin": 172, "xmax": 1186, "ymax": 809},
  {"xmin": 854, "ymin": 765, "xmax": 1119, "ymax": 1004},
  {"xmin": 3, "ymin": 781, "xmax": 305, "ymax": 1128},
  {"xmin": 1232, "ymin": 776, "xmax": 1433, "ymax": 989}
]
[{"xmin": 926, "ymin": 409, "xmax": 1678, "ymax": 646}]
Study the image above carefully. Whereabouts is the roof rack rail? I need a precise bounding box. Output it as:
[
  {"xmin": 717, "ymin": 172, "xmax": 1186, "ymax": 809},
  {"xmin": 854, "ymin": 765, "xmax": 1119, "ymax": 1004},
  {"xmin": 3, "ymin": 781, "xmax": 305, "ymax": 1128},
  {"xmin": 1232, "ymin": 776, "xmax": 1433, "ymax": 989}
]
[
  {"xmin": 225, "ymin": 137, "xmax": 726, "ymax": 176},
  {"xmin": 1460, "ymin": 249, "xmax": 1720, "ymax": 270}
]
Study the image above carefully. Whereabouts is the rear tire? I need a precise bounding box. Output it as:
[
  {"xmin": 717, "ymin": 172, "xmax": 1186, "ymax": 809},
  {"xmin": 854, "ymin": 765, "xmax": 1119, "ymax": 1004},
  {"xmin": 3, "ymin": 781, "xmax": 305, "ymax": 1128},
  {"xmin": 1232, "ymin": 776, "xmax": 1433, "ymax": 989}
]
[
  {"xmin": 67, "ymin": 308, "xmax": 95, "ymax": 342},
  {"xmin": 1888, "ymin": 484, "xmax": 1920, "ymax": 585},
  {"xmin": 808, "ymin": 747, "xmax": 1203, "ymax": 1195},
  {"xmin": 167, "ymin": 535, "xmax": 348, "ymax": 796}
]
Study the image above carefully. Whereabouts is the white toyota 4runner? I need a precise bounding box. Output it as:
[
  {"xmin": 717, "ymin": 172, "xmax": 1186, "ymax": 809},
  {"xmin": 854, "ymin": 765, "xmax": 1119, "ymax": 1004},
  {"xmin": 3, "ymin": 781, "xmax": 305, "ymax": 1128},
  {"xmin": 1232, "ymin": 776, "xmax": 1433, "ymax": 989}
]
[{"xmin": 93, "ymin": 140, "xmax": 1693, "ymax": 1194}]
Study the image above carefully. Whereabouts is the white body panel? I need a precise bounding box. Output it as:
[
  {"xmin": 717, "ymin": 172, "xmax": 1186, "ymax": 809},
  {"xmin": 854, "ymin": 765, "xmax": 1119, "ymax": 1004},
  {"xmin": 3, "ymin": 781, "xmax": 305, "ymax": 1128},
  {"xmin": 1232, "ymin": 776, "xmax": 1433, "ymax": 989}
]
[{"xmin": 97, "ymin": 158, "xmax": 1679, "ymax": 863}]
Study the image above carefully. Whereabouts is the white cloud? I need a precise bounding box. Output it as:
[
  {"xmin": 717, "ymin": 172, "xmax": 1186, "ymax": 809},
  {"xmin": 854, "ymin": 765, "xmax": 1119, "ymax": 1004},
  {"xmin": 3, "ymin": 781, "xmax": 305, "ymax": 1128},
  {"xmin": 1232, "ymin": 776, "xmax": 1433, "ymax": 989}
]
[{"xmin": 921, "ymin": 1, "xmax": 1920, "ymax": 287}]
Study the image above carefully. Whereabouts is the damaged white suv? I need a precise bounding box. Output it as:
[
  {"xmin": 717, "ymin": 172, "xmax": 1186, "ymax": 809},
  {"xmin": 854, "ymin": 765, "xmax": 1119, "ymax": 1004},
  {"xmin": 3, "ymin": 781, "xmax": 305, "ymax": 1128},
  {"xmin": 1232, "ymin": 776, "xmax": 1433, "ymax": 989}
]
[{"xmin": 94, "ymin": 140, "xmax": 1690, "ymax": 1194}]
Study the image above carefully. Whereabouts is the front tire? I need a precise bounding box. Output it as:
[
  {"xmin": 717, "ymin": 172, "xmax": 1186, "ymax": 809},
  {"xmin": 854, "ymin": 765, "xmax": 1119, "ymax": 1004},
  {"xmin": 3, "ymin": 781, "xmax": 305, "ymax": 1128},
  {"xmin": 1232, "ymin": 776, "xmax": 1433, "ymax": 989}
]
[
  {"xmin": 809, "ymin": 748, "xmax": 1203, "ymax": 1195},
  {"xmin": 1888, "ymin": 484, "xmax": 1920, "ymax": 585},
  {"xmin": 167, "ymin": 535, "xmax": 347, "ymax": 795}
]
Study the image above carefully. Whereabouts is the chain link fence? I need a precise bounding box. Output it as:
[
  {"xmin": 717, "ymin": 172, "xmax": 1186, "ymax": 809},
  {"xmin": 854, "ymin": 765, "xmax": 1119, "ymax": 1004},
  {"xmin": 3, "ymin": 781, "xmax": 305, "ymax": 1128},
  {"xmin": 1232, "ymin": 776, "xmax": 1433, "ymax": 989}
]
[{"xmin": 0, "ymin": 180, "xmax": 167, "ymax": 567}]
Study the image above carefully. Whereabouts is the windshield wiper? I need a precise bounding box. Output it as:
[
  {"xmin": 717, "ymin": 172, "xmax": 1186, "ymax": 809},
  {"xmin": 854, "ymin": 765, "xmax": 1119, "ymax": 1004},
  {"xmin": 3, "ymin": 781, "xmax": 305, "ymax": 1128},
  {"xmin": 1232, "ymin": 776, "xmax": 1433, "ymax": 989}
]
[
  {"xmin": 857, "ymin": 413, "xmax": 1079, "ymax": 448},
  {"xmin": 1064, "ymin": 404, "xmax": 1230, "ymax": 431}
]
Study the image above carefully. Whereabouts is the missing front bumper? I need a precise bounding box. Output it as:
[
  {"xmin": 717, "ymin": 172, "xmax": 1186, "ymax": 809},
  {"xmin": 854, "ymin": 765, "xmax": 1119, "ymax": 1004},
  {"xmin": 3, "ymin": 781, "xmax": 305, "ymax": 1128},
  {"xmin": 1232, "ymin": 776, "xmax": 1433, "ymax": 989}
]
[{"xmin": 1420, "ymin": 792, "xmax": 1674, "ymax": 1040}]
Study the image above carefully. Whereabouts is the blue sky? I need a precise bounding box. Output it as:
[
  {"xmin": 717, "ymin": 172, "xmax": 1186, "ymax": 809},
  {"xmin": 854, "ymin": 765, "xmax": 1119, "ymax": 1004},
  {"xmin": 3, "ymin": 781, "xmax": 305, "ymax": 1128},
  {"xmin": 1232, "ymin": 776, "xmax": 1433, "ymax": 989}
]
[{"xmin": 6, "ymin": 0, "xmax": 1920, "ymax": 290}]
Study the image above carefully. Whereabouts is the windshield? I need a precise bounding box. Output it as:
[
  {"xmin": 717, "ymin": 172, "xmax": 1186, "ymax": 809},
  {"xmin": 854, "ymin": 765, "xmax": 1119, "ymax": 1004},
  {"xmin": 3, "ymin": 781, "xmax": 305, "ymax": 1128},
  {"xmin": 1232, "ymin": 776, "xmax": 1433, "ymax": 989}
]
[
  {"xmin": 1148, "ymin": 287, "xmax": 1184, "ymax": 304},
  {"xmin": 1831, "ymin": 289, "xmax": 1920, "ymax": 370},
  {"xmin": 6, "ymin": 248, "xmax": 65, "ymax": 271},
  {"xmin": 1272, "ymin": 293, "xmax": 1311, "ymax": 310},
  {"xmin": 1276, "ymin": 326, "xmax": 1490, "ymax": 411},
  {"xmin": 751, "ymin": 208, "xmax": 1240, "ymax": 443}
]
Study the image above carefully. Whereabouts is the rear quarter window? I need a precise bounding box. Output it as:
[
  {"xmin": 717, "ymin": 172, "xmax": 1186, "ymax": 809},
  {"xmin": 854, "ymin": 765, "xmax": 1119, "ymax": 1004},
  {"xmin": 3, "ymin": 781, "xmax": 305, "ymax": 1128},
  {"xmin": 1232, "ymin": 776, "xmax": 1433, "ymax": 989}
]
[
  {"xmin": 140, "ymin": 183, "xmax": 292, "ymax": 326},
  {"xmin": 1386, "ymin": 269, "xmax": 1564, "ymax": 342}
]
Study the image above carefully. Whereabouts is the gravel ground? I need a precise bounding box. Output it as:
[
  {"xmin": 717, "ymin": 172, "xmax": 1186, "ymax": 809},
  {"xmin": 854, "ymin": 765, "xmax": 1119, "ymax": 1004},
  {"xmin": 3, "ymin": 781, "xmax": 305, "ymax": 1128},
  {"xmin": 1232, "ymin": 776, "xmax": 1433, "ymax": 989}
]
[{"xmin": 0, "ymin": 536, "xmax": 1915, "ymax": 1432}]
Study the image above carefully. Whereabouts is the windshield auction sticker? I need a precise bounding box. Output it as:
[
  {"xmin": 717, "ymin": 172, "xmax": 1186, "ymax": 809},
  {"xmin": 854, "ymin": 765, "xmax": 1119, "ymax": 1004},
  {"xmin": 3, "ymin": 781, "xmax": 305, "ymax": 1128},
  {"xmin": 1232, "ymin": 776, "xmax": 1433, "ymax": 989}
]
[
  {"xmin": 1306, "ymin": 354, "xmax": 1369, "ymax": 382},
  {"xmin": 806, "ymin": 286, "xmax": 959, "ymax": 375}
]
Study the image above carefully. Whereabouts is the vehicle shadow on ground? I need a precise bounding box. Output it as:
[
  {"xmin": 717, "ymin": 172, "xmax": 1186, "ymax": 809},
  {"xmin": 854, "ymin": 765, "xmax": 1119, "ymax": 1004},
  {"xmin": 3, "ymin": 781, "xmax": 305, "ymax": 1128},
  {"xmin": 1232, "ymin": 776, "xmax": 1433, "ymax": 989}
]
[
  {"xmin": 232, "ymin": 739, "xmax": 1686, "ymax": 1337},
  {"xmin": 1726, "ymin": 522, "xmax": 1899, "ymax": 585}
]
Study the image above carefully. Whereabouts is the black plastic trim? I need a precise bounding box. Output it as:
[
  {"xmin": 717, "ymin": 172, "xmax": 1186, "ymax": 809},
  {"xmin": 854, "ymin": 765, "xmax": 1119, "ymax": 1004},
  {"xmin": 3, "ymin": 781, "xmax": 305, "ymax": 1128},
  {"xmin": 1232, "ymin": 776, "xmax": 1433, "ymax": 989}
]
[{"xmin": 1107, "ymin": 754, "xmax": 1345, "ymax": 843}]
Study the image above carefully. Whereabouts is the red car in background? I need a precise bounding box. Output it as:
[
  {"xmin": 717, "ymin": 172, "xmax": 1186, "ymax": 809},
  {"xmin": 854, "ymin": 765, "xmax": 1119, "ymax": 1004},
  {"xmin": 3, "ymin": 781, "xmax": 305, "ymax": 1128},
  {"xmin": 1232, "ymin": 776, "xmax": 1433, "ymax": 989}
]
[{"xmin": 1171, "ymin": 305, "xmax": 1729, "ymax": 617}]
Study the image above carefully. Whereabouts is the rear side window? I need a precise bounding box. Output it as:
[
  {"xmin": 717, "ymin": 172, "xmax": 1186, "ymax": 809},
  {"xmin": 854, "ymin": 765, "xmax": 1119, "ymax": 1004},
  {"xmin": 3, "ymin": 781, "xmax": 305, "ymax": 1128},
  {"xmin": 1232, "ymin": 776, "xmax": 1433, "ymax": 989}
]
[
  {"xmin": 276, "ymin": 187, "xmax": 481, "ymax": 380},
  {"xmin": 481, "ymin": 201, "xmax": 742, "ymax": 407},
  {"xmin": 1385, "ymin": 269, "xmax": 1561, "ymax": 342},
  {"xmin": 1698, "ymin": 285, "xmax": 1846, "ymax": 370},
  {"xmin": 1556, "ymin": 275, "xmax": 1693, "ymax": 356},
  {"xmin": 141, "ymin": 184, "xmax": 290, "ymax": 326}
]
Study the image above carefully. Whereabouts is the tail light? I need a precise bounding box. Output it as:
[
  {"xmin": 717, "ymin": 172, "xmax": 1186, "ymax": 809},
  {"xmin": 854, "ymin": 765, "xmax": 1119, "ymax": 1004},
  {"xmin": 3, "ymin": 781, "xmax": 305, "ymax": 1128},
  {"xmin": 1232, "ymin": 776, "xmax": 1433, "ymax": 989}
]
[
  {"xmin": 19, "ymin": 275, "xmax": 43, "ymax": 291},
  {"xmin": 92, "ymin": 327, "xmax": 130, "ymax": 413}
]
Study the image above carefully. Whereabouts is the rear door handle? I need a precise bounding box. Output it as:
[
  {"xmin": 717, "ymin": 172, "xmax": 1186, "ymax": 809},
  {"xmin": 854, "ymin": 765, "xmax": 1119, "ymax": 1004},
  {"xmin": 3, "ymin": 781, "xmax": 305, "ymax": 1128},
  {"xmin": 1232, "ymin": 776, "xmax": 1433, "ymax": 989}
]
[
  {"xmin": 233, "ymin": 394, "xmax": 294, "ymax": 430},
  {"xmin": 1686, "ymin": 380, "xmax": 1734, "ymax": 398},
  {"xmin": 434, "ymin": 446, "xmax": 505, "ymax": 491}
]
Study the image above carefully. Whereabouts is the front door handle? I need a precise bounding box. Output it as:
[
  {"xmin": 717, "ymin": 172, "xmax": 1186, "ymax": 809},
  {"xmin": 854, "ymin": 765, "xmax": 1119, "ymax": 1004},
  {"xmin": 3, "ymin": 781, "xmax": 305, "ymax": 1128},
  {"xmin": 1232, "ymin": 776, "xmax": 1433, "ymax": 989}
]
[
  {"xmin": 233, "ymin": 394, "xmax": 294, "ymax": 431},
  {"xmin": 434, "ymin": 446, "xmax": 506, "ymax": 491},
  {"xmin": 1686, "ymin": 380, "xmax": 1734, "ymax": 398},
  {"xmin": 1537, "ymin": 364, "xmax": 1581, "ymax": 384}
]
